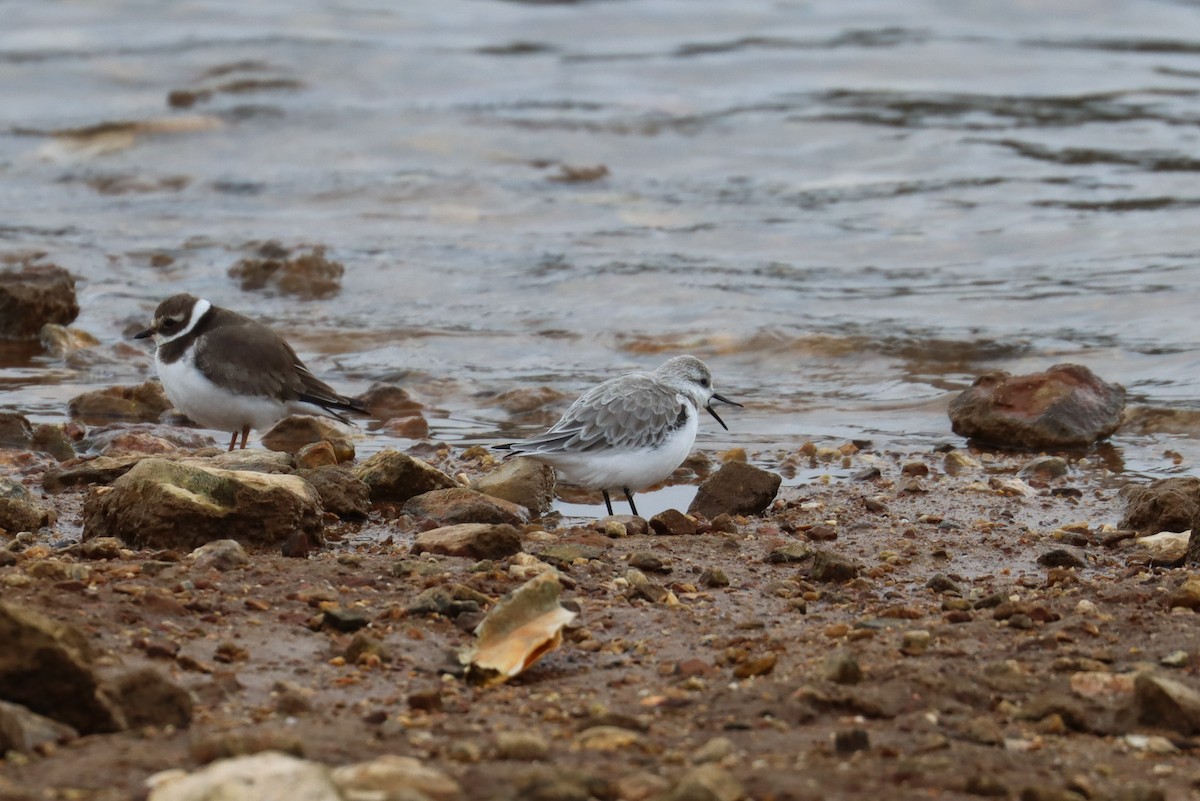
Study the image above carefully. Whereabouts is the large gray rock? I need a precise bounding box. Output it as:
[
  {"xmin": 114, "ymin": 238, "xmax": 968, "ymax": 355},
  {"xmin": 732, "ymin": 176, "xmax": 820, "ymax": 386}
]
[
  {"xmin": 949, "ymin": 364, "xmax": 1125, "ymax": 450},
  {"xmin": 67, "ymin": 381, "xmax": 172, "ymax": 425},
  {"xmin": 688, "ymin": 461, "xmax": 781, "ymax": 519},
  {"xmin": 475, "ymin": 457, "xmax": 556, "ymax": 515},
  {"xmin": 0, "ymin": 477, "xmax": 51, "ymax": 532},
  {"xmin": 106, "ymin": 667, "xmax": 193, "ymax": 729},
  {"xmin": 404, "ymin": 487, "xmax": 529, "ymax": 526},
  {"xmin": 0, "ymin": 263, "xmax": 79, "ymax": 341},
  {"xmin": 0, "ymin": 602, "xmax": 122, "ymax": 734},
  {"xmin": 82, "ymin": 458, "xmax": 324, "ymax": 551},
  {"xmin": 43, "ymin": 454, "xmax": 147, "ymax": 493},
  {"xmin": 352, "ymin": 449, "xmax": 456, "ymax": 504}
]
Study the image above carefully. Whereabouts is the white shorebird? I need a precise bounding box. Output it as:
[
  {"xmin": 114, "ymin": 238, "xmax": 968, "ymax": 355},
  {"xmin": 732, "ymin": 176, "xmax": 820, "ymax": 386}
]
[
  {"xmin": 135, "ymin": 293, "xmax": 368, "ymax": 450},
  {"xmin": 498, "ymin": 355, "xmax": 741, "ymax": 516}
]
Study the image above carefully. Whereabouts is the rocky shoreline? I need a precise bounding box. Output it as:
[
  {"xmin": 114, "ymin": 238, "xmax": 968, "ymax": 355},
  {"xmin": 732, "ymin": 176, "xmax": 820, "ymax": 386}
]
[{"xmin": 1, "ymin": 421, "xmax": 1199, "ymax": 800}]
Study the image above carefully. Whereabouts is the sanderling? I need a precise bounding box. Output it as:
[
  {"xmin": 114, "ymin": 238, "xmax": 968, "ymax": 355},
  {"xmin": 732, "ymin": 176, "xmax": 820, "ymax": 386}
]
[
  {"xmin": 498, "ymin": 355, "xmax": 741, "ymax": 516},
  {"xmin": 135, "ymin": 293, "xmax": 368, "ymax": 450}
]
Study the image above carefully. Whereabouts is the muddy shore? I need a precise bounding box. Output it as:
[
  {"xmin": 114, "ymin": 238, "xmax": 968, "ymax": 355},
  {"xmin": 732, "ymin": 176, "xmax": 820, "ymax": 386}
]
[{"xmin": 1, "ymin": 438, "xmax": 1198, "ymax": 801}]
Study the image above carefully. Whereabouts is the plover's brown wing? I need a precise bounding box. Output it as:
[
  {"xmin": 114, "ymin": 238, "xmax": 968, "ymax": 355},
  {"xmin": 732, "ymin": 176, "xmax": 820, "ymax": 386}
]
[
  {"xmin": 505, "ymin": 373, "xmax": 687, "ymax": 453},
  {"xmin": 191, "ymin": 318, "xmax": 298, "ymax": 400}
]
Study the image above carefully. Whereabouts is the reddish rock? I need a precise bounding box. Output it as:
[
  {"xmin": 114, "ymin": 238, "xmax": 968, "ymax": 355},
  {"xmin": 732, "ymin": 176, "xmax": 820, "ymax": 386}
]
[
  {"xmin": 0, "ymin": 264, "xmax": 79, "ymax": 341},
  {"xmin": 403, "ymin": 488, "xmax": 528, "ymax": 526},
  {"xmin": 261, "ymin": 416, "xmax": 353, "ymax": 459},
  {"xmin": 227, "ymin": 244, "xmax": 344, "ymax": 299},
  {"xmin": 411, "ymin": 523, "xmax": 523, "ymax": 560},
  {"xmin": 689, "ymin": 461, "xmax": 782, "ymax": 519},
  {"xmin": 649, "ymin": 509, "xmax": 698, "ymax": 536},
  {"xmin": 67, "ymin": 381, "xmax": 171, "ymax": 425},
  {"xmin": 297, "ymin": 466, "xmax": 370, "ymax": 519},
  {"xmin": 949, "ymin": 364, "xmax": 1125, "ymax": 450},
  {"xmin": 359, "ymin": 383, "xmax": 423, "ymax": 421}
]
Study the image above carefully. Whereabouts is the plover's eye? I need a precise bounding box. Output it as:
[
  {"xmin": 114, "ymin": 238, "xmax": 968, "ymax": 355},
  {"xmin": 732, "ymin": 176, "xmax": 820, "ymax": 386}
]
[{"xmin": 699, "ymin": 376, "xmax": 710, "ymax": 387}]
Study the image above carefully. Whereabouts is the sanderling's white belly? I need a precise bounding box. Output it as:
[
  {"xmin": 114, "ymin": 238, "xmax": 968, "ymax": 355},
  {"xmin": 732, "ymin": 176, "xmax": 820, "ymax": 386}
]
[{"xmin": 532, "ymin": 416, "xmax": 698, "ymax": 492}]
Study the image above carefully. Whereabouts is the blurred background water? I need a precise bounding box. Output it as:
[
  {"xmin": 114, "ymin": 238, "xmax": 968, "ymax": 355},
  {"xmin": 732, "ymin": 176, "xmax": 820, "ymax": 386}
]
[{"xmin": 3, "ymin": 0, "xmax": 1200, "ymax": 495}]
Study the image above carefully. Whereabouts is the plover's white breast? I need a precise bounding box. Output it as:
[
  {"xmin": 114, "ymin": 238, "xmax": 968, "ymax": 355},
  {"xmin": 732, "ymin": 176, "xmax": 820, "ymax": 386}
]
[{"xmin": 157, "ymin": 346, "xmax": 287, "ymax": 433}]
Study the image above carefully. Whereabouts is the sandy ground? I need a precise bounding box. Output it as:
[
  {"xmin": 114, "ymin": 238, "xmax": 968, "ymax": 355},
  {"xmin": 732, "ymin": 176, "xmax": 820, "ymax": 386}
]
[{"xmin": 2, "ymin": 443, "xmax": 1199, "ymax": 801}]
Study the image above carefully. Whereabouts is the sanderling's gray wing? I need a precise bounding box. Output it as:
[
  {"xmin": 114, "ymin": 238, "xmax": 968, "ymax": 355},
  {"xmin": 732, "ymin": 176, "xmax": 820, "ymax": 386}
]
[{"xmin": 510, "ymin": 373, "xmax": 688, "ymax": 453}]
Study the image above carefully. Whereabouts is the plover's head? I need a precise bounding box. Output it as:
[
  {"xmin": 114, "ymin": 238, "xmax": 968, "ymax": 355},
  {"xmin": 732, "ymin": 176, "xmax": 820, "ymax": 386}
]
[
  {"xmin": 655, "ymin": 355, "xmax": 743, "ymax": 430},
  {"xmin": 134, "ymin": 293, "xmax": 211, "ymax": 345}
]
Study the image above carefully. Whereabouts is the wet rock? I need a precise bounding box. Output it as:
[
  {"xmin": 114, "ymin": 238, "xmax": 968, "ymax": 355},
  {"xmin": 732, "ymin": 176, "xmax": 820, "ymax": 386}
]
[
  {"xmin": 688, "ymin": 461, "xmax": 781, "ymax": 518},
  {"xmin": 38, "ymin": 322, "xmax": 99, "ymax": 360},
  {"xmin": 809, "ymin": 549, "xmax": 860, "ymax": 582},
  {"xmin": 79, "ymin": 537, "xmax": 123, "ymax": 560},
  {"xmin": 30, "ymin": 423, "xmax": 77, "ymax": 461},
  {"xmin": 298, "ymin": 466, "xmax": 370, "ymax": 519},
  {"xmin": 900, "ymin": 630, "xmax": 931, "ymax": 656},
  {"xmin": 964, "ymin": 775, "xmax": 1010, "ymax": 797},
  {"xmin": 0, "ymin": 477, "xmax": 52, "ymax": 531},
  {"xmin": 1120, "ymin": 477, "xmax": 1200, "ymax": 534},
  {"xmin": 0, "ymin": 411, "xmax": 33, "ymax": 449},
  {"xmin": 359, "ymin": 383, "xmax": 423, "ymax": 420},
  {"xmin": 766, "ymin": 542, "xmax": 813, "ymax": 564},
  {"xmin": 692, "ymin": 736, "xmax": 735, "ymax": 764},
  {"xmin": 650, "ymin": 508, "xmax": 699, "ymax": 536},
  {"xmin": 834, "ymin": 728, "xmax": 870, "ymax": 754},
  {"xmin": 595, "ymin": 514, "xmax": 649, "ymax": 538},
  {"xmin": 1020, "ymin": 456, "xmax": 1069, "ymax": 479},
  {"xmin": 187, "ymin": 448, "xmax": 296, "ymax": 474},
  {"xmin": 321, "ymin": 607, "xmax": 371, "ymax": 633},
  {"xmin": 0, "ymin": 602, "xmax": 121, "ymax": 734},
  {"xmin": 496, "ymin": 730, "xmax": 550, "ymax": 760},
  {"xmin": 475, "ymin": 457, "xmax": 556, "ymax": 515},
  {"xmin": 260, "ymin": 416, "xmax": 353, "ymax": 458},
  {"xmin": 1126, "ymin": 530, "xmax": 1188, "ymax": 565},
  {"xmin": 733, "ymin": 652, "xmax": 777, "ymax": 679},
  {"xmin": 0, "ymin": 263, "xmax": 79, "ymax": 340},
  {"xmin": 147, "ymin": 751, "xmax": 340, "ymax": 801},
  {"xmin": 925, "ymin": 573, "xmax": 960, "ymax": 594},
  {"xmin": 1167, "ymin": 577, "xmax": 1200, "ymax": 610},
  {"xmin": 575, "ymin": 725, "xmax": 642, "ymax": 751},
  {"xmin": 629, "ymin": 551, "xmax": 666, "ymax": 572},
  {"xmin": 626, "ymin": 568, "xmax": 670, "ymax": 603},
  {"xmin": 228, "ymin": 244, "xmax": 344, "ymax": 299},
  {"xmin": 295, "ymin": 440, "xmax": 337, "ymax": 469},
  {"xmin": 406, "ymin": 584, "xmax": 489, "ymax": 618},
  {"xmin": 190, "ymin": 539, "xmax": 250, "ymax": 572},
  {"xmin": 900, "ymin": 461, "xmax": 929, "ymax": 477},
  {"xmin": 1038, "ymin": 548, "xmax": 1085, "ymax": 569},
  {"xmin": 823, "ymin": 651, "xmax": 863, "ymax": 685},
  {"xmin": 699, "ymin": 566, "xmax": 730, "ymax": 588},
  {"xmin": 1135, "ymin": 672, "xmax": 1200, "ymax": 734},
  {"xmin": 412, "ymin": 523, "xmax": 523, "ymax": 560},
  {"xmin": 662, "ymin": 764, "xmax": 745, "ymax": 801},
  {"xmin": 82, "ymin": 458, "xmax": 324, "ymax": 551},
  {"xmin": 948, "ymin": 363, "xmax": 1125, "ymax": 449},
  {"xmin": 510, "ymin": 765, "xmax": 610, "ymax": 801},
  {"xmin": 404, "ymin": 487, "xmax": 528, "ymax": 526},
  {"xmin": 67, "ymin": 381, "xmax": 172, "ymax": 424},
  {"xmin": 107, "ymin": 667, "xmax": 193, "ymax": 729},
  {"xmin": 943, "ymin": 450, "xmax": 981, "ymax": 475},
  {"xmin": 538, "ymin": 541, "xmax": 609, "ymax": 567},
  {"xmin": 353, "ymin": 449, "xmax": 457, "ymax": 504},
  {"xmin": 0, "ymin": 700, "xmax": 77, "ymax": 754},
  {"xmin": 330, "ymin": 755, "xmax": 462, "ymax": 801},
  {"xmin": 43, "ymin": 455, "xmax": 147, "ymax": 492},
  {"xmin": 86, "ymin": 424, "xmax": 216, "ymax": 457}
]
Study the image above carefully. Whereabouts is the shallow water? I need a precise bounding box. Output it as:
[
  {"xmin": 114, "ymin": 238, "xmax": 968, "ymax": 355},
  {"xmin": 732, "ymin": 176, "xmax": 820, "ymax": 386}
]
[{"xmin": 4, "ymin": 0, "xmax": 1200, "ymax": 484}]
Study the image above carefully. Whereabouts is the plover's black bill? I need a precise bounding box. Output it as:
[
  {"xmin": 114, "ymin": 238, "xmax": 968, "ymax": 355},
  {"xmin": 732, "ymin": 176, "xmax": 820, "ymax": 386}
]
[
  {"xmin": 133, "ymin": 327, "xmax": 153, "ymax": 339},
  {"xmin": 706, "ymin": 392, "xmax": 743, "ymax": 431}
]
